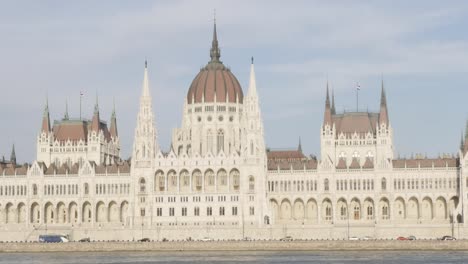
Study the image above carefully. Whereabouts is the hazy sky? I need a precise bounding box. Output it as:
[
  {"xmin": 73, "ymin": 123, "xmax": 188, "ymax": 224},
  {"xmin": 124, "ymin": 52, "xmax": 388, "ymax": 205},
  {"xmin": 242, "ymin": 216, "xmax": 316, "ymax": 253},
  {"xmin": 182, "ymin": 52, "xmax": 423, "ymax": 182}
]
[{"xmin": 1, "ymin": 1, "xmax": 468, "ymax": 163}]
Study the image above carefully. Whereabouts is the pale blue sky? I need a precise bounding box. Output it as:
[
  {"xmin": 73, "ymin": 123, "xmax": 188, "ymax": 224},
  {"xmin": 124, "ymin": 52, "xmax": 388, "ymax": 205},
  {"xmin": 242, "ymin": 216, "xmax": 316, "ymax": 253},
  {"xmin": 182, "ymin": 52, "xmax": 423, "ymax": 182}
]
[{"xmin": 1, "ymin": 1, "xmax": 468, "ymax": 162}]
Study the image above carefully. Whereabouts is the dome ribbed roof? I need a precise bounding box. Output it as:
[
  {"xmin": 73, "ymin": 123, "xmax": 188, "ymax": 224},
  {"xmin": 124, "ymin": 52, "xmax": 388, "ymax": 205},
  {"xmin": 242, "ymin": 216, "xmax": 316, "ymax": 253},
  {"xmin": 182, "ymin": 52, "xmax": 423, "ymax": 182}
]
[{"xmin": 186, "ymin": 22, "xmax": 243, "ymax": 104}]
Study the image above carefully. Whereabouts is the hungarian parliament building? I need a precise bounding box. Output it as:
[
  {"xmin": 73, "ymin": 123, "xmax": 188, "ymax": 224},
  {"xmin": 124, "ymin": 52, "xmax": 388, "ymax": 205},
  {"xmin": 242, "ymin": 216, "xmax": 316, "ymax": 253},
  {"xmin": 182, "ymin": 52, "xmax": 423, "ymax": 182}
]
[{"xmin": 1, "ymin": 23, "xmax": 467, "ymax": 242}]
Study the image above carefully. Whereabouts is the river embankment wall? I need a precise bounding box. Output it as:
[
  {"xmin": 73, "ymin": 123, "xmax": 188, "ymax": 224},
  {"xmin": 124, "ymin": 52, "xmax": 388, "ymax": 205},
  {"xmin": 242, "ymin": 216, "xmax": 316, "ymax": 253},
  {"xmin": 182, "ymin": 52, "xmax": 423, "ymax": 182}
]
[{"xmin": 0, "ymin": 240, "xmax": 467, "ymax": 253}]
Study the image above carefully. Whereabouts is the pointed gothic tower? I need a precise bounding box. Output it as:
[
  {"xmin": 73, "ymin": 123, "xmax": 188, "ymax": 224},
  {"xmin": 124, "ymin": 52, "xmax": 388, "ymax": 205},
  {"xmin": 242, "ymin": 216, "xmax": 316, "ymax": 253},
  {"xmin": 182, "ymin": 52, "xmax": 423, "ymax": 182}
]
[
  {"xmin": 243, "ymin": 57, "xmax": 268, "ymax": 227},
  {"xmin": 41, "ymin": 98, "xmax": 51, "ymax": 134},
  {"xmin": 323, "ymin": 83, "xmax": 332, "ymax": 126},
  {"xmin": 244, "ymin": 57, "xmax": 265, "ymax": 158},
  {"xmin": 91, "ymin": 97, "xmax": 100, "ymax": 132},
  {"xmin": 109, "ymin": 102, "xmax": 118, "ymax": 140},
  {"xmin": 132, "ymin": 60, "xmax": 158, "ymax": 167},
  {"xmin": 376, "ymin": 79, "xmax": 394, "ymax": 169},
  {"xmin": 379, "ymin": 80, "xmax": 389, "ymax": 125},
  {"xmin": 10, "ymin": 144, "xmax": 16, "ymax": 166}
]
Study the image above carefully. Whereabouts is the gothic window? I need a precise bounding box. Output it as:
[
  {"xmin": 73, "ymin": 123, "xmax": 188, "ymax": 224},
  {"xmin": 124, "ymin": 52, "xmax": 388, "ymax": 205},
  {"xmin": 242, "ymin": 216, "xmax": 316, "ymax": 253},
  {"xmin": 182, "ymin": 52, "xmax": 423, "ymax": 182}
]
[
  {"xmin": 381, "ymin": 177, "xmax": 387, "ymax": 191},
  {"xmin": 354, "ymin": 205, "xmax": 360, "ymax": 220},
  {"xmin": 324, "ymin": 178, "xmax": 329, "ymax": 191},
  {"xmin": 231, "ymin": 169, "xmax": 240, "ymax": 190},
  {"xmin": 340, "ymin": 206, "xmax": 347, "ymax": 220},
  {"xmin": 181, "ymin": 171, "xmax": 189, "ymax": 186},
  {"xmin": 249, "ymin": 176, "xmax": 255, "ymax": 191},
  {"xmin": 139, "ymin": 178, "xmax": 146, "ymax": 193},
  {"xmin": 250, "ymin": 140, "xmax": 254, "ymax": 155},
  {"xmin": 217, "ymin": 130, "xmax": 224, "ymax": 153},
  {"xmin": 325, "ymin": 206, "xmax": 332, "ymax": 221},
  {"xmin": 194, "ymin": 207, "xmax": 200, "ymax": 216},
  {"xmin": 33, "ymin": 184, "xmax": 37, "ymax": 196},
  {"xmin": 367, "ymin": 206, "xmax": 373, "ymax": 220},
  {"xmin": 382, "ymin": 206, "xmax": 389, "ymax": 220}
]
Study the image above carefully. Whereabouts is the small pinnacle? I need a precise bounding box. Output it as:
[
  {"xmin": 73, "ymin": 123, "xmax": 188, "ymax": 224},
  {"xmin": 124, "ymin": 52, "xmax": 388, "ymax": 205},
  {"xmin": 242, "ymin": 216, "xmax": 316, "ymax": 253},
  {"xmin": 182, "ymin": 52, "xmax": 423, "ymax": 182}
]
[{"xmin": 251, "ymin": 56, "xmax": 254, "ymax": 64}]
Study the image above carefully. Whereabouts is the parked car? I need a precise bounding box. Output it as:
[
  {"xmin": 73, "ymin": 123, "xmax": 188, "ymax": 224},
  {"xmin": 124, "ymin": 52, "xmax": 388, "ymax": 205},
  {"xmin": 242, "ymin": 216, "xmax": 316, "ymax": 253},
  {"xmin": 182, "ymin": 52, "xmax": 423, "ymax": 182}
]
[
  {"xmin": 138, "ymin": 238, "xmax": 150, "ymax": 242},
  {"xmin": 361, "ymin": 236, "xmax": 373, "ymax": 240},
  {"xmin": 397, "ymin": 236, "xmax": 409, "ymax": 241},
  {"xmin": 78, "ymin": 237, "xmax": 90, "ymax": 242},
  {"xmin": 242, "ymin": 237, "xmax": 252, "ymax": 241},
  {"xmin": 280, "ymin": 236, "xmax": 293, "ymax": 241},
  {"xmin": 200, "ymin": 237, "xmax": 213, "ymax": 242},
  {"xmin": 440, "ymin": 235, "xmax": 456, "ymax": 241},
  {"xmin": 348, "ymin": 236, "xmax": 359, "ymax": 241},
  {"xmin": 407, "ymin": 236, "xmax": 417, "ymax": 241}
]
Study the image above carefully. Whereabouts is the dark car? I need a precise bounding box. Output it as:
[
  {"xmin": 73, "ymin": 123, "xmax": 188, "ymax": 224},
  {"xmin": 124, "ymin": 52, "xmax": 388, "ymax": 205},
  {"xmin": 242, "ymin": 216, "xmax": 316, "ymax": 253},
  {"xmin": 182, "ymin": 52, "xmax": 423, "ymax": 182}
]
[
  {"xmin": 78, "ymin": 237, "xmax": 90, "ymax": 242},
  {"xmin": 407, "ymin": 236, "xmax": 416, "ymax": 241},
  {"xmin": 138, "ymin": 238, "xmax": 151, "ymax": 242}
]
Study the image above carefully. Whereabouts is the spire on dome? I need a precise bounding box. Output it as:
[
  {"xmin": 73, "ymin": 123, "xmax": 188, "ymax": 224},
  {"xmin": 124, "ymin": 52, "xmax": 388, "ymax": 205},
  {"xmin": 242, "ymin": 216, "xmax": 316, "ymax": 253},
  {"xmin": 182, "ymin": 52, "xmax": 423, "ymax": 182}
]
[
  {"xmin": 323, "ymin": 82, "xmax": 332, "ymax": 126},
  {"xmin": 41, "ymin": 97, "xmax": 51, "ymax": 134},
  {"xmin": 247, "ymin": 56, "xmax": 257, "ymax": 98},
  {"xmin": 379, "ymin": 78, "xmax": 389, "ymax": 125},
  {"xmin": 64, "ymin": 100, "xmax": 69, "ymax": 120},
  {"xmin": 110, "ymin": 98, "xmax": 118, "ymax": 139},
  {"xmin": 209, "ymin": 16, "xmax": 221, "ymax": 63},
  {"xmin": 10, "ymin": 144, "xmax": 16, "ymax": 166}
]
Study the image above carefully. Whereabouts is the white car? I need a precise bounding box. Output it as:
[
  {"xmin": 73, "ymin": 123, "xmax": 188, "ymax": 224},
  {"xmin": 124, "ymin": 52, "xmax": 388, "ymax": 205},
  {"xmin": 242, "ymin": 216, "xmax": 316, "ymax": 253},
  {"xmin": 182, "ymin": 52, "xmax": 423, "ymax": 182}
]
[
  {"xmin": 348, "ymin": 236, "xmax": 359, "ymax": 241},
  {"xmin": 200, "ymin": 237, "xmax": 213, "ymax": 242}
]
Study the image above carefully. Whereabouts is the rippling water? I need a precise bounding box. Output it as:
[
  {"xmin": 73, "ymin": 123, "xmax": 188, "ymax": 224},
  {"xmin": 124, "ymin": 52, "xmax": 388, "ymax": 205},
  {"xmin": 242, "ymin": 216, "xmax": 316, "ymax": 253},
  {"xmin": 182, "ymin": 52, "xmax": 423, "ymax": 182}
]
[{"xmin": 1, "ymin": 251, "xmax": 467, "ymax": 264}]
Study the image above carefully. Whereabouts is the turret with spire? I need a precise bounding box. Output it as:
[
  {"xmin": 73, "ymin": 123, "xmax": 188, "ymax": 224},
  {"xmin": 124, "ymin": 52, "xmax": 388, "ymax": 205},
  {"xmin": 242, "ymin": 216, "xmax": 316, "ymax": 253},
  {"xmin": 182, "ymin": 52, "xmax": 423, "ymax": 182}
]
[
  {"xmin": 379, "ymin": 79, "xmax": 389, "ymax": 125},
  {"xmin": 132, "ymin": 60, "xmax": 159, "ymax": 165},
  {"xmin": 323, "ymin": 82, "xmax": 332, "ymax": 126},
  {"xmin": 110, "ymin": 99, "xmax": 118, "ymax": 139},
  {"xmin": 298, "ymin": 137, "xmax": 303, "ymax": 153},
  {"xmin": 41, "ymin": 97, "xmax": 51, "ymax": 134},
  {"xmin": 10, "ymin": 144, "xmax": 16, "ymax": 166},
  {"xmin": 91, "ymin": 95, "xmax": 100, "ymax": 132}
]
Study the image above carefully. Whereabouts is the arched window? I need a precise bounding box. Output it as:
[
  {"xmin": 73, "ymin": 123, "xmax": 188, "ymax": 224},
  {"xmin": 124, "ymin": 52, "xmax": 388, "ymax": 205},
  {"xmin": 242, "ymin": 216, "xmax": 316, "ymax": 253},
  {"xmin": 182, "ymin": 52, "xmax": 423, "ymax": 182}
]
[
  {"xmin": 249, "ymin": 176, "xmax": 255, "ymax": 191},
  {"xmin": 324, "ymin": 178, "xmax": 329, "ymax": 191},
  {"xmin": 33, "ymin": 184, "xmax": 37, "ymax": 196},
  {"xmin": 217, "ymin": 130, "xmax": 224, "ymax": 154},
  {"xmin": 354, "ymin": 205, "xmax": 360, "ymax": 220},
  {"xmin": 139, "ymin": 178, "xmax": 146, "ymax": 193},
  {"xmin": 381, "ymin": 177, "xmax": 387, "ymax": 191}
]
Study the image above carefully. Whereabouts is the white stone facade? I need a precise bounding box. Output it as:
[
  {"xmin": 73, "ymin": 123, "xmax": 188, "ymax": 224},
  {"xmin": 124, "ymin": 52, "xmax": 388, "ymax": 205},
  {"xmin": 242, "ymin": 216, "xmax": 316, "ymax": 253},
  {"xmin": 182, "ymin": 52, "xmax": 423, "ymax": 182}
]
[{"xmin": 0, "ymin": 24, "xmax": 468, "ymax": 242}]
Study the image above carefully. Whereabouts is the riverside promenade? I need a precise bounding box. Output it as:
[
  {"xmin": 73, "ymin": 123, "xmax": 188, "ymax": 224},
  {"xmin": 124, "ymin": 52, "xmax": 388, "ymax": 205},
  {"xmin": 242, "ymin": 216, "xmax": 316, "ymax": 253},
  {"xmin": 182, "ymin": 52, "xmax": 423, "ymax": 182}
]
[{"xmin": 0, "ymin": 240, "xmax": 467, "ymax": 253}]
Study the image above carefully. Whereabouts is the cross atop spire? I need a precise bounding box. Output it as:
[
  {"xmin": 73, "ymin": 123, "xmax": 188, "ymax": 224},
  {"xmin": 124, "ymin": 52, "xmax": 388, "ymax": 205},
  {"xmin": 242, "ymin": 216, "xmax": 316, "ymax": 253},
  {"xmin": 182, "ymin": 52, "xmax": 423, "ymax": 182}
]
[{"xmin": 209, "ymin": 15, "xmax": 221, "ymax": 63}]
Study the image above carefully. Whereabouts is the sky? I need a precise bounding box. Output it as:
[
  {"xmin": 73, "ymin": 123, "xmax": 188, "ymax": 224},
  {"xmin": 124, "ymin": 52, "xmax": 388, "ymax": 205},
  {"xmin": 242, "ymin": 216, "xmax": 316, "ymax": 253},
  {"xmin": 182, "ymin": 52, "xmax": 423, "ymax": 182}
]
[{"xmin": 1, "ymin": 1, "xmax": 468, "ymax": 163}]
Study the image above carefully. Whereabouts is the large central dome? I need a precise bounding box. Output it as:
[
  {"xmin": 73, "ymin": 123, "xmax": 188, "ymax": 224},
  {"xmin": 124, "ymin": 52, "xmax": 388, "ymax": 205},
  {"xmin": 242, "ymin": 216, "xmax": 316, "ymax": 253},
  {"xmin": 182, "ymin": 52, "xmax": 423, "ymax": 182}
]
[{"xmin": 186, "ymin": 23, "xmax": 243, "ymax": 104}]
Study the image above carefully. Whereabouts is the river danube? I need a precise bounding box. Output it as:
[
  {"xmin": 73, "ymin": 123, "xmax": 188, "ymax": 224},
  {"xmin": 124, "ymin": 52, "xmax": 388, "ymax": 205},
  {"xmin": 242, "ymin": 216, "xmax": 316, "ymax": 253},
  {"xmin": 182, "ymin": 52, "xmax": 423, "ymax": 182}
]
[{"xmin": 0, "ymin": 251, "xmax": 467, "ymax": 264}]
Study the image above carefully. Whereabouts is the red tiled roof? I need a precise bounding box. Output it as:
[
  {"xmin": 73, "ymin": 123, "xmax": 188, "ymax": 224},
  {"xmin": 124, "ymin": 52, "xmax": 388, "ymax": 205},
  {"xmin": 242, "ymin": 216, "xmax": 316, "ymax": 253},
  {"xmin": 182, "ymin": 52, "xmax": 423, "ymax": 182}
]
[
  {"xmin": 267, "ymin": 150, "xmax": 306, "ymax": 160},
  {"xmin": 336, "ymin": 158, "xmax": 347, "ymax": 169},
  {"xmin": 392, "ymin": 158, "xmax": 459, "ymax": 168},
  {"xmin": 333, "ymin": 112, "xmax": 379, "ymax": 135}
]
